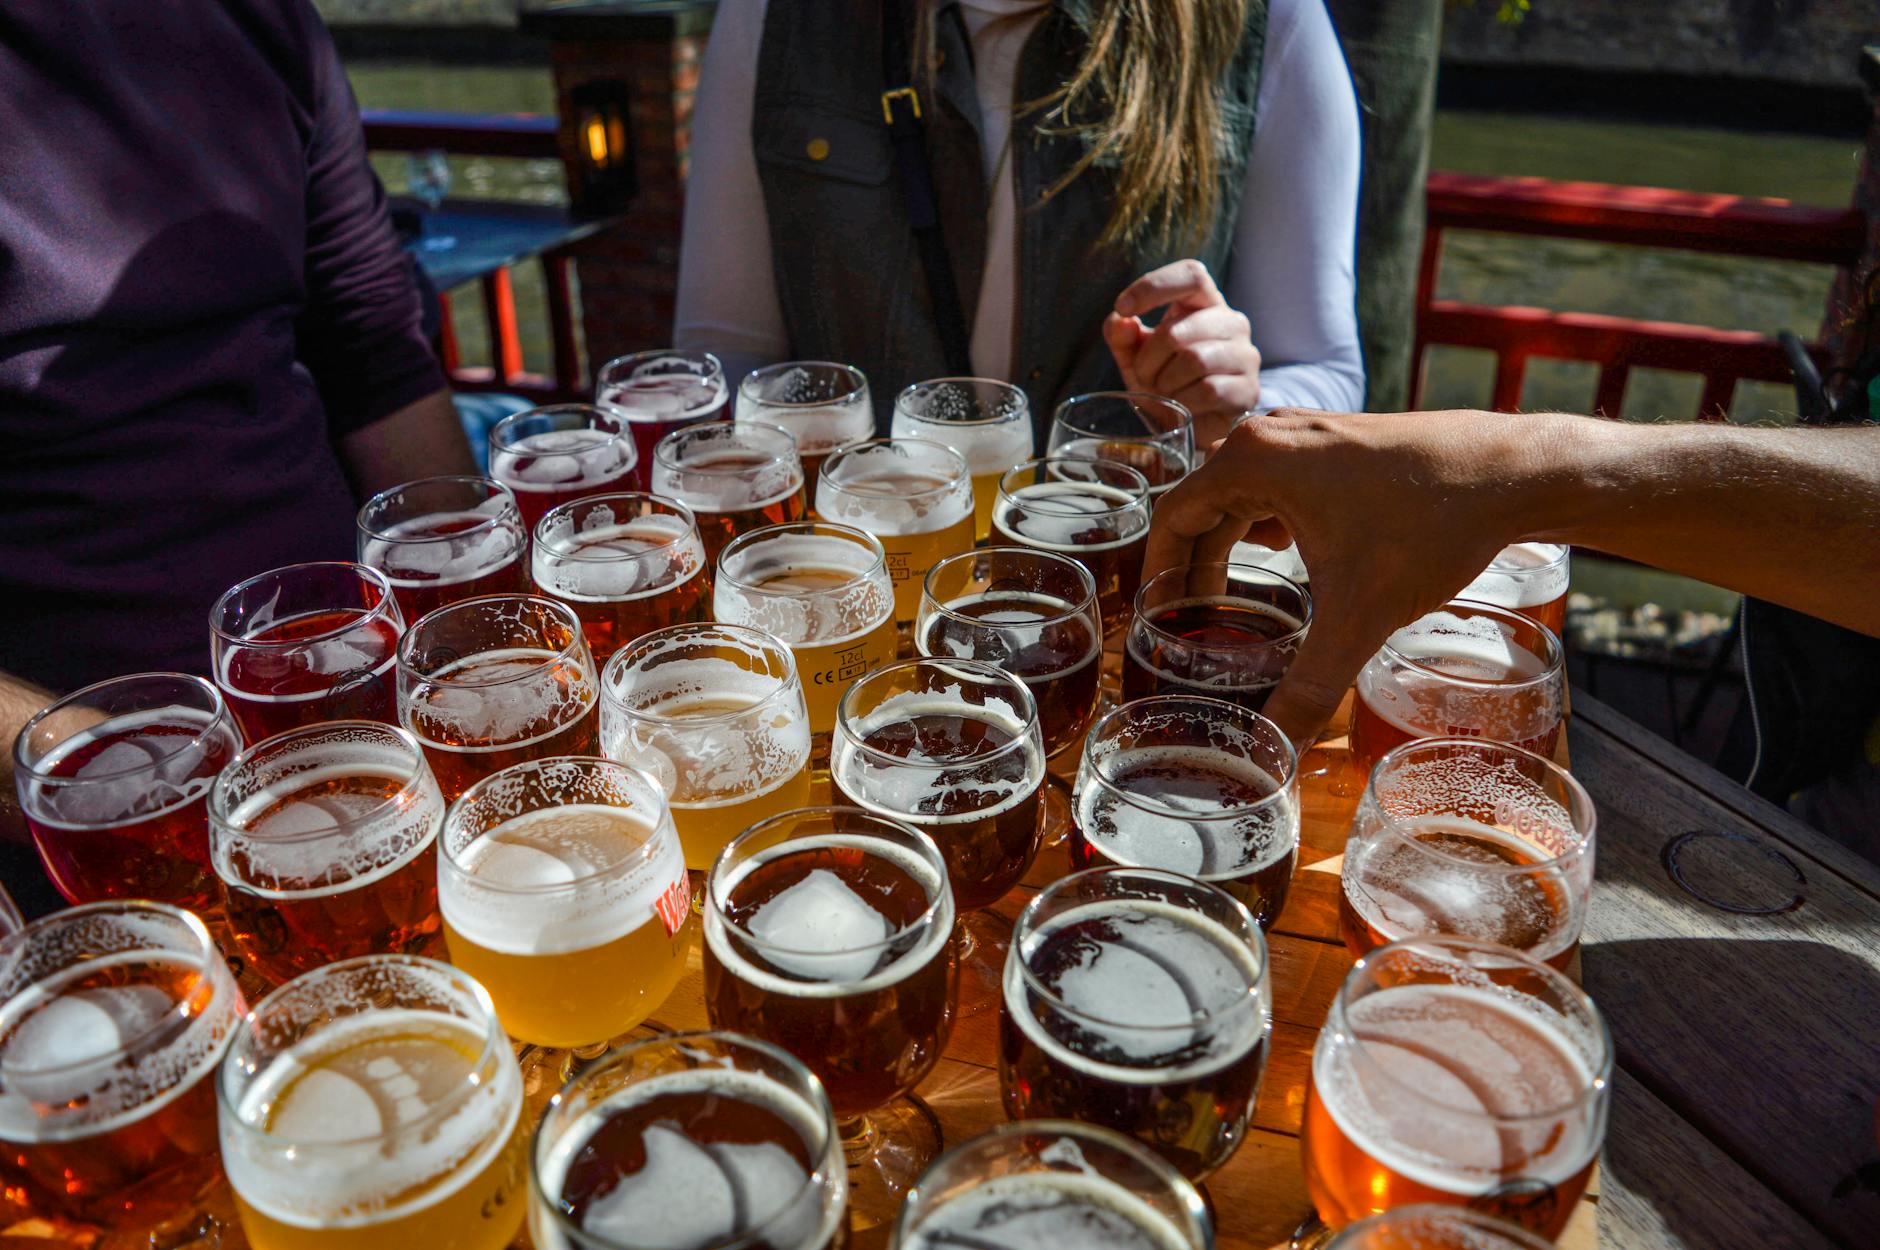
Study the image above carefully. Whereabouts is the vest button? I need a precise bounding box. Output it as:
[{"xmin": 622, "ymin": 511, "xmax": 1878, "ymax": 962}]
[
  {"xmin": 806, "ymin": 137, "xmax": 831, "ymax": 161},
  {"xmin": 1028, "ymin": 367, "xmax": 1043, "ymax": 383}
]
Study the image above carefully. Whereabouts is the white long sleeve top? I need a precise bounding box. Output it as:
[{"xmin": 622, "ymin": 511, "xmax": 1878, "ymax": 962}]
[{"xmin": 676, "ymin": 0, "xmax": 1365, "ymax": 413}]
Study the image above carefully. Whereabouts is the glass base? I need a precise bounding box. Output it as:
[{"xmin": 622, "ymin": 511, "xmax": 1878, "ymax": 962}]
[
  {"xmin": 1037, "ymin": 773, "xmax": 1073, "ymax": 853},
  {"xmin": 953, "ymin": 909, "xmax": 1013, "ymax": 1019},
  {"xmin": 1290, "ymin": 1213, "xmax": 1335, "ymax": 1250},
  {"xmin": 839, "ymin": 1096, "xmax": 944, "ymax": 1232},
  {"xmin": 150, "ymin": 1210, "xmax": 221, "ymax": 1250},
  {"xmin": 517, "ymin": 1023, "xmax": 671, "ymax": 1115}
]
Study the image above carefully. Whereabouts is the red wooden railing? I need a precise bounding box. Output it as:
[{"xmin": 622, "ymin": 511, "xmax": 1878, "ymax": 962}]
[
  {"xmin": 1413, "ymin": 173, "xmax": 1867, "ymax": 418},
  {"xmin": 362, "ymin": 109, "xmax": 590, "ymax": 402}
]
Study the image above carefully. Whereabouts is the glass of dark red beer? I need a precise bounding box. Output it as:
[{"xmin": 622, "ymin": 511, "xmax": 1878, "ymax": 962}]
[
  {"xmin": 356, "ymin": 475, "xmax": 528, "ymax": 623},
  {"xmin": 1122, "ymin": 560, "xmax": 1312, "ymax": 713}
]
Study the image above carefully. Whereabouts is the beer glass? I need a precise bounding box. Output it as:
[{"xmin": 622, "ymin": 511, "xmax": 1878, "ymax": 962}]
[
  {"xmin": 993, "ymin": 457, "xmax": 1152, "ymax": 637},
  {"xmin": 890, "ymin": 377, "xmax": 1032, "ymax": 542},
  {"xmin": 490, "ymin": 403, "xmax": 643, "ymax": 530},
  {"xmin": 1302, "ymin": 936, "xmax": 1611, "ymax": 1238},
  {"xmin": 815, "ymin": 438, "xmax": 976, "ymax": 628},
  {"xmin": 212, "ymin": 562, "xmax": 406, "ymax": 743},
  {"xmin": 892, "ymin": 1121, "xmax": 1212, "ymax": 1250},
  {"xmin": 208, "ymin": 720, "xmax": 445, "ymax": 985},
  {"xmin": 705, "ymin": 807, "xmax": 957, "ymax": 1219},
  {"xmin": 1001, "ymin": 867, "xmax": 1271, "ymax": 1180},
  {"xmin": 1324, "ymin": 1205, "xmax": 1555, "ymax": 1250},
  {"xmin": 0, "ymin": 901, "xmax": 244, "ymax": 1245},
  {"xmin": 713, "ymin": 522, "xmax": 897, "ymax": 743},
  {"xmin": 217, "ymin": 955, "xmax": 527, "ymax": 1250},
  {"xmin": 594, "ymin": 347, "xmax": 729, "ymax": 475},
  {"xmin": 531, "ymin": 491, "xmax": 712, "ymax": 663},
  {"xmin": 649, "ymin": 419, "xmax": 808, "ymax": 563},
  {"xmin": 439, "ymin": 756, "xmax": 692, "ymax": 1050},
  {"xmin": 601, "ymin": 623, "xmax": 813, "ymax": 872},
  {"xmin": 1070, "ymin": 695, "xmax": 1300, "ymax": 929},
  {"xmin": 1123, "ymin": 561, "xmax": 1313, "ymax": 713},
  {"xmin": 530, "ymin": 1031, "xmax": 847, "ymax": 1250},
  {"xmin": 396, "ymin": 594, "xmax": 600, "ymax": 801},
  {"xmin": 15, "ymin": 673, "xmax": 242, "ymax": 911},
  {"xmin": 0, "ymin": 884, "xmax": 20, "ymax": 937},
  {"xmin": 356, "ymin": 475, "xmax": 528, "ymax": 621},
  {"xmin": 1349, "ymin": 599, "xmax": 1567, "ymax": 781},
  {"xmin": 1048, "ymin": 391, "xmax": 1194, "ymax": 499},
  {"xmin": 1462, "ymin": 543, "xmax": 1570, "ymax": 636},
  {"xmin": 737, "ymin": 360, "xmax": 874, "ymax": 498},
  {"xmin": 1342, "ymin": 738, "xmax": 1596, "ymax": 970},
  {"xmin": 917, "ymin": 547, "xmax": 1103, "ymax": 760}
]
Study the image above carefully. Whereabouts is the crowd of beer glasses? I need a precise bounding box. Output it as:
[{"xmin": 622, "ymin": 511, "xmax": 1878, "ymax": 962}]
[
  {"xmin": 1047, "ymin": 390, "xmax": 1195, "ymax": 500},
  {"xmin": 529, "ymin": 1030, "xmax": 849, "ymax": 1250},
  {"xmin": 994, "ymin": 456, "xmax": 1153, "ymax": 636},
  {"xmin": 489, "ymin": 403, "xmax": 644, "ymax": 529},
  {"xmin": 600, "ymin": 622, "xmax": 813, "ymax": 871},
  {"xmin": 704, "ymin": 806, "xmax": 958, "ymax": 1218},
  {"xmin": 1070, "ymin": 695, "xmax": 1301, "ymax": 929},
  {"xmin": 815, "ymin": 437, "xmax": 977, "ymax": 628},
  {"xmin": 530, "ymin": 491, "xmax": 712, "ymax": 662},
  {"xmin": 890, "ymin": 378, "xmax": 1033, "ymax": 542},
  {"xmin": 1123, "ymin": 560, "xmax": 1313, "ymax": 712},
  {"xmin": 736, "ymin": 360, "xmax": 875, "ymax": 497},
  {"xmin": 355, "ymin": 475, "xmax": 528, "ymax": 621},
  {"xmin": 439, "ymin": 756, "xmax": 692, "ymax": 1052},
  {"xmin": 649, "ymin": 418, "xmax": 808, "ymax": 563},
  {"xmin": 208, "ymin": 719, "xmax": 445, "ymax": 985},
  {"xmin": 593, "ymin": 346, "xmax": 730, "ymax": 472}
]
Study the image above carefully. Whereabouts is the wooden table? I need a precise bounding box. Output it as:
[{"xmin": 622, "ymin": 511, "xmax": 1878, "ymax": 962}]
[{"xmin": 638, "ymin": 691, "xmax": 1880, "ymax": 1249}]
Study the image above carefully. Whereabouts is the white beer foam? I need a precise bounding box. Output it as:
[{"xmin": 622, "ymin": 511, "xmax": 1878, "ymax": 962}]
[
  {"xmin": 534, "ymin": 1067, "xmax": 839, "ymax": 1250},
  {"xmin": 738, "ymin": 401, "xmax": 872, "ymax": 454},
  {"xmin": 704, "ymin": 834, "xmax": 953, "ymax": 997},
  {"xmin": 890, "ymin": 412, "xmax": 1031, "ymax": 476},
  {"xmin": 26, "ymin": 708, "xmax": 222, "ymax": 829},
  {"xmin": 0, "ymin": 945, "xmax": 239, "ymax": 1143},
  {"xmin": 440, "ymin": 803, "xmax": 684, "ymax": 957},
  {"xmin": 922, "ymin": 592, "xmax": 1103, "ymax": 682},
  {"xmin": 362, "ymin": 510, "xmax": 521, "ymax": 588},
  {"xmin": 405, "ymin": 648, "xmax": 596, "ymax": 751},
  {"xmin": 1464, "ymin": 543, "xmax": 1569, "ymax": 612},
  {"xmin": 602, "ymin": 648, "xmax": 811, "ymax": 803},
  {"xmin": 1313, "ymin": 982, "xmax": 1600, "ymax": 1197},
  {"xmin": 1003, "ymin": 899, "xmax": 1266, "ymax": 1084},
  {"xmin": 1357, "ymin": 613, "xmax": 1554, "ymax": 742},
  {"xmin": 713, "ymin": 533, "xmax": 893, "ymax": 647},
  {"xmin": 814, "ymin": 447, "xmax": 973, "ymax": 536},
  {"xmin": 492, "ymin": 428, "xmax": 636, "ymax": 491},
  {"xmin": 1075, "ymin": 747, "xmax": 1296, "ymax": 880},
  {"xmin": 992, "ymin": 482, "xmax": 1148, "ymax": 553},
  {"xmin": 904, "ymin": 1168, "xmax": 1195, "ymax": 1250},
  {"xmin": 600, "ymin": 373, "xmax": 727, "ymax": 423},
  {"xmin": 534, "ymin": 509, "xmax": 705, "ymax": 604},
  {"xmin": 216, "ymin": 760, "xmax": 440, "ymax": 900},
  {"xmin": 650, "ymin": 451, "xmax": 803, "ymax": 517},
  {"xmin": 830, "ymin": 690, "xmax": 1043, "ymax": 825},
  {"xmin": 223, "ymin": 1010, "xmax": 522, "ymax": 1229},
  {"xmin": 219, "ymin": 627, "xmax": 397, "ymax": 707}
]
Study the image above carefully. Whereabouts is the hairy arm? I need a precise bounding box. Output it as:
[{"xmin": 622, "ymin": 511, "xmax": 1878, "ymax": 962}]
[{"xmin": 1146, "ymin": 410, "xmax": 1880, "ymax": 744}]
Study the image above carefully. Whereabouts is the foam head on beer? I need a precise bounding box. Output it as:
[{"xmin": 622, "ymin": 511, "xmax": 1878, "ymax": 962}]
[
  {"xmin": 531, "ymin": 492, "xmax": 713, "ymax": 664},
  {"xmin": 356, "ymin": 476, "xmax": 528, "ymax": 621}
]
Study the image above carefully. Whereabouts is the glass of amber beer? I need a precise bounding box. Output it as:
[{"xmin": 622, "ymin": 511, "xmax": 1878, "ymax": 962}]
[
  {"xmin": 217, "ymin": 955, "xmax": 528, "ymax": 1250},
  {"xmin": 1069, "ymin": 695, "xmax": 1300, "ymax": 929},
  {"xmin": 438, "ymin": 756, "xmax": 692, "ymax": 1051},
  {"xmin": 892, "ymin": 1121, "xmax": 1212, "ymax": 1250},
  {"xmin": 208, "ymin": 720, "xmax": 446, "ymax": 985},
  {"xmin": 1000, "ymin": 867, "xmax": 1271, "ymax": 1180},
  {"xmin": 1348, "ymin": 599, "xmax": 1566, "ymax": 781},
  {"xmin": 649, "ymin": 419, "xmax": 808, "ymax": 564},
  {"xmin": 489, "ymin": 403, "xmax": 642, "ymax": 530},
  {"xmin": 1123, "ymin": 561, "xmax": 1312, "ymax": 713},
  {"xmin": 1341, "ymin": 738, "xmax": 1595, "ymax": 970},
  {"xmin": 1325, "ymin": 1205, "xmax": 1555, "ymax": 1250},
  {"xmin": 891, "ymin": 378, "xmax": 1033, "ymax": 542},
  {"xmin": 1461, "ymin": 543, "xmax": 1571, "ymax": 637},
  {"xmin": 1302, "ymin": 936, "xmax": 1611, "ymax": 1238},
  {"xmin": 15, "ymin": 672, "xmax": 242, "ymax": 912},
  {"xmin": 1048, "ymin": 391, "xmax": 1194, "ymax": 500},
  {"xmin": 594, "ymin": 348, "xmax": 730, "ymax": 477},
  {"xmin": 212, "ymin": 562, "xmax": 406, "ymax": 743},
  {"xmin": 705, "ymin": 807, "xmax": 958, "ymax": 1221},
  {"xmin": 531, "ymin": 491, "xmax": 712, "ymax": 663},
  {"xmin": 356, "ymin": 476, "xmax": 528, "ymax": 622},
  {"xmin": 0, "ymin": 901, "xmax": 244, "ymax": 1246},
  {"xmin": 530, "ymin": 1031, "xmax": 848, "ymax": 1250},
  {"xmin": 396, "ymin": 594, "xmax": 600, "ymax": 801},
  {"xmin": 815, "ymin": 438, "xmax": 976, "ymax": 631},
  {"xmin": 994, "ymin": 457, "xmax": 1152, "ymax": 638},
  {"xmin": 714, "ymin": 521, "xmax": 898, "ymax": 752},
  {"xmin": 737, "ymin": 361, "xmax": 875, "ymax": 499}
]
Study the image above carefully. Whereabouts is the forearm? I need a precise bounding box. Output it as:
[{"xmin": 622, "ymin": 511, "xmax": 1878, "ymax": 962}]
[
  {"xmin": 1516, "ymin": 414, "xmax": 1880, "ymax": 636},
  {"xmin": 0, "ymin": 672, "xmax": 55, "ymax": 846},
  {"xmin": 337, "ymin": 387, "xmax": 476, "ymax": 501}
]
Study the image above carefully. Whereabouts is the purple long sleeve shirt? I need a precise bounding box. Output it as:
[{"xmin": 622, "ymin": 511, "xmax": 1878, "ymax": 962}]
[{"xmin": 0, "ymin": 0, "xmax": 445, "ymax": 693}]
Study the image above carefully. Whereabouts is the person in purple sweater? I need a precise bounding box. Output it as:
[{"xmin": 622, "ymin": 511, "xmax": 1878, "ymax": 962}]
[{"xmin": 0, "ymin": 0, "xmax": 476, "ymax": 911}]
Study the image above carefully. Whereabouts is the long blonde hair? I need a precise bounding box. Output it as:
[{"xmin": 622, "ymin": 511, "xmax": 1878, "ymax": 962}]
[{"xmin": 923, "ymin": 0, "xmax": 1251, "ymax": 249}]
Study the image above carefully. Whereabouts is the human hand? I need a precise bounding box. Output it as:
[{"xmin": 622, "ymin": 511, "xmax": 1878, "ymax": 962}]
[
  {"xmin": 1104, "ymin": 259, "xmax": 1262, "ymax": 449},
  {"xmin": 1143, "ymin": 408, "xmax": 1553, "ymax": 745}
]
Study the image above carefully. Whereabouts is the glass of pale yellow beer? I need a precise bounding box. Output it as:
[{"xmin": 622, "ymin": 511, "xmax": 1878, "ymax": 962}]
[
  {"xmin": 890, "ymin": 379, "xmax": 1032, "ymax": 543},
  {"xmin": 815, "ymin": 438, "xmax": 976, "ymax": 630},
  {"xmin": 600, "ymin": 623, "xmax": 814, "ymax": 872},
  {"xmin": 217, "ymin": 955, "xmax": 528, "ymax": 1250},
  {"xmin": 437, "ymin": 756, "xmax": 694, "ymax": 1049}
]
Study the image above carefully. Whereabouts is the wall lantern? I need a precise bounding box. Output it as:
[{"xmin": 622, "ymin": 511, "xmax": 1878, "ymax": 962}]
[{"xmin": 570, "ymin": 80, "xmax": 636, "ymax": 216}]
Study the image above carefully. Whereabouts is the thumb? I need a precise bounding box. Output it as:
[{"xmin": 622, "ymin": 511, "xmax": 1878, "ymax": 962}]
[
  {"xmin": 1260, "ymin": 605, "xmax": 1381, "ymax": 750},
  {"xmin": 1103, "ymin": 312, "xmax": 1147, "ymax": 392}
]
